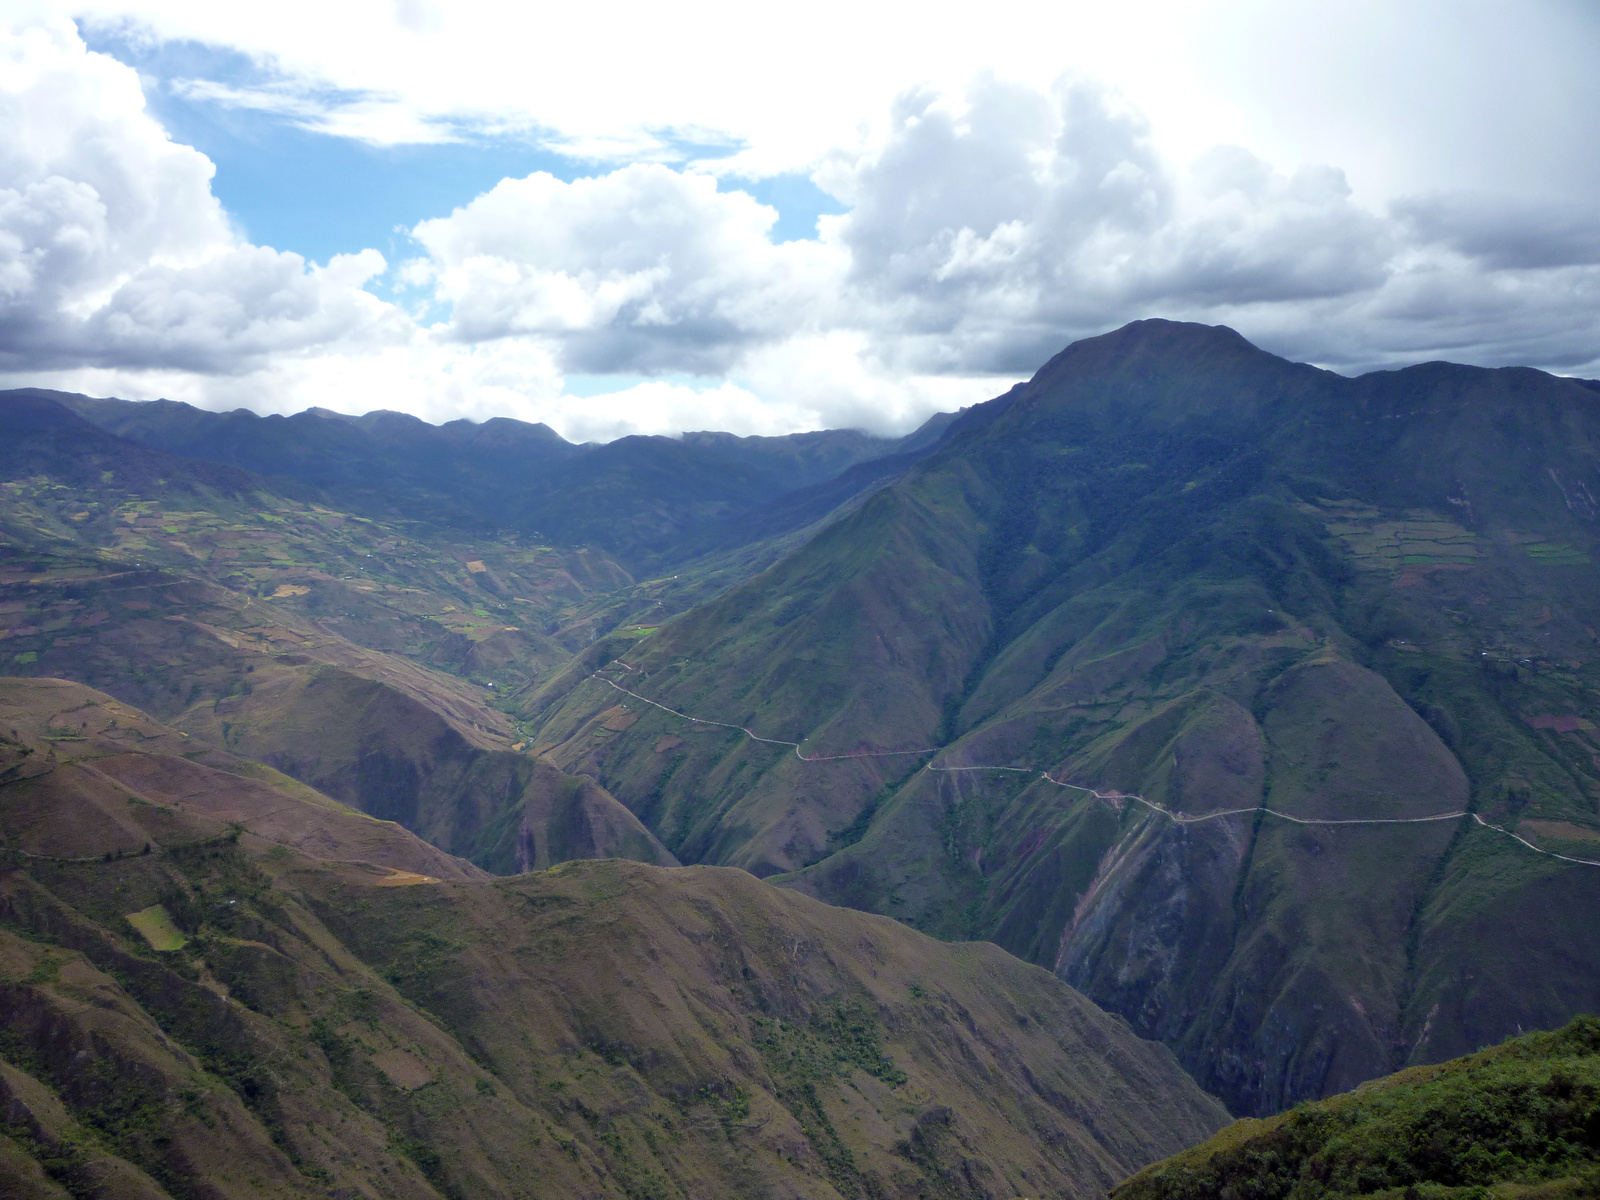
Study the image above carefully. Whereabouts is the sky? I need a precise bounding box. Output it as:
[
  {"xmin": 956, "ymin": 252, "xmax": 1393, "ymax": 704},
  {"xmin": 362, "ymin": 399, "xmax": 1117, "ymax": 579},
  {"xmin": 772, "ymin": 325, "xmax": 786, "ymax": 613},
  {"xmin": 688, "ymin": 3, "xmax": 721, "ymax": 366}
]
[{"xmin": 2, "ymin": 1, "xmax": 1598, "ymax": 442}]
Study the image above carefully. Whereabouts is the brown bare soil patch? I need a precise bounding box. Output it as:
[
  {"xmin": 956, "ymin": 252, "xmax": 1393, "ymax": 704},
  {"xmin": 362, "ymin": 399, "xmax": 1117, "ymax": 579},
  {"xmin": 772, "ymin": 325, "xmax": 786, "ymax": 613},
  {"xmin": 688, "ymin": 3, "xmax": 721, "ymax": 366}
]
[
  {"xmin": 1522, "ymin": 819, "xmax": 1600, "ymax": 843},
  {"xmin": 371, "ymin": 1047, "xmax": 434, "ymax": 1089},
  {"xmin": 600, "ymin": 704, "xmax": 638, "ymax": 731},
  {"xmin": 373, "ymin": 870, "xmax": 441, "ymax": 886},
  {"xmin": 1524, "ymin": 714, "xmax": 1597, "ymax": 733}
]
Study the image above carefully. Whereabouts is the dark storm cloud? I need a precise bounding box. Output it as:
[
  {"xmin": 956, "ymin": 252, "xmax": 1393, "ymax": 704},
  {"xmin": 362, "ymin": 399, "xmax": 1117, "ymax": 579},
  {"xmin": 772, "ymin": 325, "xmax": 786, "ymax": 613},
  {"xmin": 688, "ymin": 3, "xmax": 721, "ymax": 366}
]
[{"xmin": 1394, "ymin": 193, "xmax": 1600, "ymax": 270}]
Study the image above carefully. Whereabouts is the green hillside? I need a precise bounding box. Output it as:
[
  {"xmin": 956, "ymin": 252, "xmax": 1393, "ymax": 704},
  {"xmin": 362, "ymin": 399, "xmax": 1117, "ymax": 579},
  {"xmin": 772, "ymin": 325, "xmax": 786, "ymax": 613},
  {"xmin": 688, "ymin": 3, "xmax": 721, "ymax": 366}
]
[
  {"xmin": 1114, "ymin": 1016, "xmax": 1600, "ymax": 1200},
  {"xmin": 527, "ymin": 320, "xmax": 1600, "ymax": 1115}
]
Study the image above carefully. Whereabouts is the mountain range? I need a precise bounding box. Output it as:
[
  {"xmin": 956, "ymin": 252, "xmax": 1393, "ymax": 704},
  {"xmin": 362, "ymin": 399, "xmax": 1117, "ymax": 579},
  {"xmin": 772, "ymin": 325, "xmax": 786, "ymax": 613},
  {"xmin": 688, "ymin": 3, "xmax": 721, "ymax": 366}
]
[
  {"xmin": 3, "ymin": 318, "xmax": 1599, "ymax": 1194},
  {"xmin": 521, "ymin": 321, "xmax": 1600, "ymax": 1115}
]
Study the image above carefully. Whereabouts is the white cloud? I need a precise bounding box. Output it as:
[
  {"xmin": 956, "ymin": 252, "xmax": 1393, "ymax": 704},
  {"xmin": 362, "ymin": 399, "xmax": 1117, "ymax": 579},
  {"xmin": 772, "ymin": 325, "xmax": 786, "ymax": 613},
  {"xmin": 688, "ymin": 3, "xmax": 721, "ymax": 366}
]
[
  {"xmin": 808, "ymin": 79, "xmax": 1406, "ymax": 376},
  {"xmin": 411, "ymin": 165, "xmax": 845, "ymax": 372},
  {"xmin": 0, "ymin": 17, "xmax": 404, "ymax": 374},
  {"xmin": 0, "ymin": 20, "xmax": 228, "ymax": 322},
  {"xmin": 58, "ymin": 0, "xmax": 1600, "ymax": 206},
  {"xmin": 4, "ymin": 10, "xmax": 1600, "ymax": 447},
  {"xmin": 170, "ymin": 78, "xmax": 455, "ymax": 146}
]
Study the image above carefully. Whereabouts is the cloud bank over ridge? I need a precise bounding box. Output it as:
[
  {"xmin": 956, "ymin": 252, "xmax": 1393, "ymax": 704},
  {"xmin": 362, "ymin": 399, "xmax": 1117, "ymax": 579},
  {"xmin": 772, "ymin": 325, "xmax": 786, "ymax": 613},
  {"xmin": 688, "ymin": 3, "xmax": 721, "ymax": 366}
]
[{"xmin": 3, "ymin": 10, "xmax": 1599, "ymax": 441}]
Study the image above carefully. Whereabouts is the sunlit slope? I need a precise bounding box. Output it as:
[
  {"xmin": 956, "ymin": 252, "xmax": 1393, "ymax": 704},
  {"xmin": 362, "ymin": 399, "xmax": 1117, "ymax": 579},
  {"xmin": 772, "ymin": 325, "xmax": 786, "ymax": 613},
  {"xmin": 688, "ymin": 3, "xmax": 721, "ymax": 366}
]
[
  {"xmin": 1113, "ymin": 1016, "xmax": 1600, "ymax": 1200},
  {"xmin": 531, "ymin": 319, "xmax": 1600, "ymax": 1115},
  {"xmin": 0, "ymin": 678, "xmax": 1226, "ymax": 1200}
]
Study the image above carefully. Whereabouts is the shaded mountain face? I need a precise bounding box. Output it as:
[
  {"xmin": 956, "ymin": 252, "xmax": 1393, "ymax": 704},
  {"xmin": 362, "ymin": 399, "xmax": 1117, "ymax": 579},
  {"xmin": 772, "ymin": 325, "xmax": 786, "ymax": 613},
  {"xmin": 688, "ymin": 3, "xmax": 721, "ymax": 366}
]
[
  {"xmin": 0, "ymin": 677, "xmax": 1226, "ymax": 1200},
  {"xmin": 37, "ymin": 389, "xmax": 581, "ymax": 531},
  {"xmin": 1114, "ymin": 1015, "xmax": 1600, "ymax": 1200},
  {"xmin": 528, "ymin": 320, "xmax": 1600, "ymax": 1116},
  {"xmin": 44, "ymin": 389, "xmax": 948, "ymax": 570},
  {"xmin": 170, "ymin": 660, "xmax": 678, "ymax": 873}
]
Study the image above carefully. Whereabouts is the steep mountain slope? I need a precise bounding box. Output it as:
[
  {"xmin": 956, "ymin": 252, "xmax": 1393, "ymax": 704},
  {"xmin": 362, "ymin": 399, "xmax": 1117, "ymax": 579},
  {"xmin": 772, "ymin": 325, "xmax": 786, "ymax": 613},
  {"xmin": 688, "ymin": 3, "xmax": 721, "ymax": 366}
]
[
  {"xmin": 0, "ymin": 388, "xmax": 979, "ymax": 881},
  {"xmin": 0, "ymin": 677, "xmax": 1228, "ymax": 1199},
  {"xmin": 528, "ymin": 320, "xmax": 1600, "ymax": 1115},
  {"xmin": 171, "ymin": 658, "xmax": 676, "ymax": 872},
  {"xmin": 1114, "ymin": 1015, "xmax": 1600, "ymax": 1200}
]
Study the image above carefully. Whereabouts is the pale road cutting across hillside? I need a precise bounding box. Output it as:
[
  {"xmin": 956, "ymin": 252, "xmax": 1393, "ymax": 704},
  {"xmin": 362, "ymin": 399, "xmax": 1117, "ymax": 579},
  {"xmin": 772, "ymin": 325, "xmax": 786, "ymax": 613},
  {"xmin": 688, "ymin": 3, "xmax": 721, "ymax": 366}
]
[{"xmin": 595, "ymin": 671, "xmax": 1600, "ymax": 869}]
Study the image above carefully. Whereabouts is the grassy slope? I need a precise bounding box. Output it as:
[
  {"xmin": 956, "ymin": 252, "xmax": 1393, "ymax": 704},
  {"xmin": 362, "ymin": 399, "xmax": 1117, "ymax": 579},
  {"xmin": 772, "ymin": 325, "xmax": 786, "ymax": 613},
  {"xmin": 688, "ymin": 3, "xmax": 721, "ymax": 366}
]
[
  {"xmin": 528, "ymin": 321, "xmax": 1600, "ymax": 1115},
  {"xmin": 1113, "ymin": 1016, "xmax": 1600, "ymax": 1200},
  {"xmin": 0, "ymin": 677, "xmax": 1227, "ymax": 1200}
]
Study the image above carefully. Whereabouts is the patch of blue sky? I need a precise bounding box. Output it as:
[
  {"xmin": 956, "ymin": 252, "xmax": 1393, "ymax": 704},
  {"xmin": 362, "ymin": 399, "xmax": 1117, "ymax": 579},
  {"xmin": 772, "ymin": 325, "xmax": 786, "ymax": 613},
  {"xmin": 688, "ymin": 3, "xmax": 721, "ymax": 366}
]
[
  {"xmin": 80, "ymin": 27, "xmax": 572, "ymax": 267},
  {"xmin": 737, "ymin": 174, "xmax": 849, "ymax": 243},
  {"xmin": 81, "ymin": 25, "xmax": 850, "ymax": 273}
]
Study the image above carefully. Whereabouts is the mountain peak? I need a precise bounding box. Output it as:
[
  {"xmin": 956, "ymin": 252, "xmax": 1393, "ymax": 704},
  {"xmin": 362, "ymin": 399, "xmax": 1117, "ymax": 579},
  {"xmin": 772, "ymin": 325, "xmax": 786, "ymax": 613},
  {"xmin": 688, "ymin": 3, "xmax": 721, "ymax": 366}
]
[
  {"xmin": 965, "ymin": 318, "xmax": 1331, "ymax": 437},
  {"xmin": 1041, "ymin": 318, "xmax": 1286, "ymax": 379}
]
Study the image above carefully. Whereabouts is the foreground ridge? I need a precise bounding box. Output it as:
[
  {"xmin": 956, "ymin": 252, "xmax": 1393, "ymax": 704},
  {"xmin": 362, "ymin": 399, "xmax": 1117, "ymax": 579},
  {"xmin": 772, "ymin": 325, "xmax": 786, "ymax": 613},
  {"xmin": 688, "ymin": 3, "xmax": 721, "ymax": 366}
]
[
  {"xmin": 1113, "ymin": 1015, "xmax": 1600, "ymax": 1200},
  {"xmin": 597, "ymin": 670, "xmax": 1600, "ymax": 868}
]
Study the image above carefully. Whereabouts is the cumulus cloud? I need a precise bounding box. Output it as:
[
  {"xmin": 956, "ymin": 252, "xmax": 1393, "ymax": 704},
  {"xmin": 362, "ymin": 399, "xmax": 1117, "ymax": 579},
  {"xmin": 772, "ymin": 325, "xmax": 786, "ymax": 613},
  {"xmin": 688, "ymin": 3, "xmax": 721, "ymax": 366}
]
[
  {"xmin": 0, "ymin": 22, "xmax": 226, "ymax": 336},
  {"xmin": 393, "ymin": 77, "xmax": 1413, "ymax": 386},
  {"xmin": 800, "ymin": 80, "xmax": 1407, "ymax": 375},
  {"xmin": 0, "ymin": 17, "xmax": 405, "ymax": 373},
  {"xmin": 821, "ymin": 78, "xmax": 1169, "ymax": 373},
  {"xmin": 410, "ymin": 165, "xmax": 844, "ymax": 373}
]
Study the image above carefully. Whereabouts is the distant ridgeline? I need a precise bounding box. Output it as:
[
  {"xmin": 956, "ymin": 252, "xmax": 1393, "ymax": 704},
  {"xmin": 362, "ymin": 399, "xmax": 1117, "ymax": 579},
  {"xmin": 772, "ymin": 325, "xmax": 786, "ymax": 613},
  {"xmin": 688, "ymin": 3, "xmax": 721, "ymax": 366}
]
[
  {"xmin": 4, "ymin": 319, "xmax": 1600, "ymax": 1134},
  {"xmin": 32, "ymin": 386, "xmax": 956, "ymax": 572}
]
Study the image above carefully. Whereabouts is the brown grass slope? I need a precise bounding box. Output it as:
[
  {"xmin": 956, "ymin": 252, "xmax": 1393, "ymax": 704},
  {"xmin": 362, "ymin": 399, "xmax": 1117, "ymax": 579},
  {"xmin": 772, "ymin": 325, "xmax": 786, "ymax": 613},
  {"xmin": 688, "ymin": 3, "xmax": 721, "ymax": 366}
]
[
  {"xmin": 175, "ymin": 662, "xmax": 675, "ymax": 872},
  {"xmin": 0, "ymin": 545, "xmax": 670, "ymax": 874},
  {"xmin": 0, "ymin": 677, "xmax": 1227, "ymax": 1199},
  {"xmin": 0, "ymin": 676, "xmax": 484, "ymax": 880}
]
